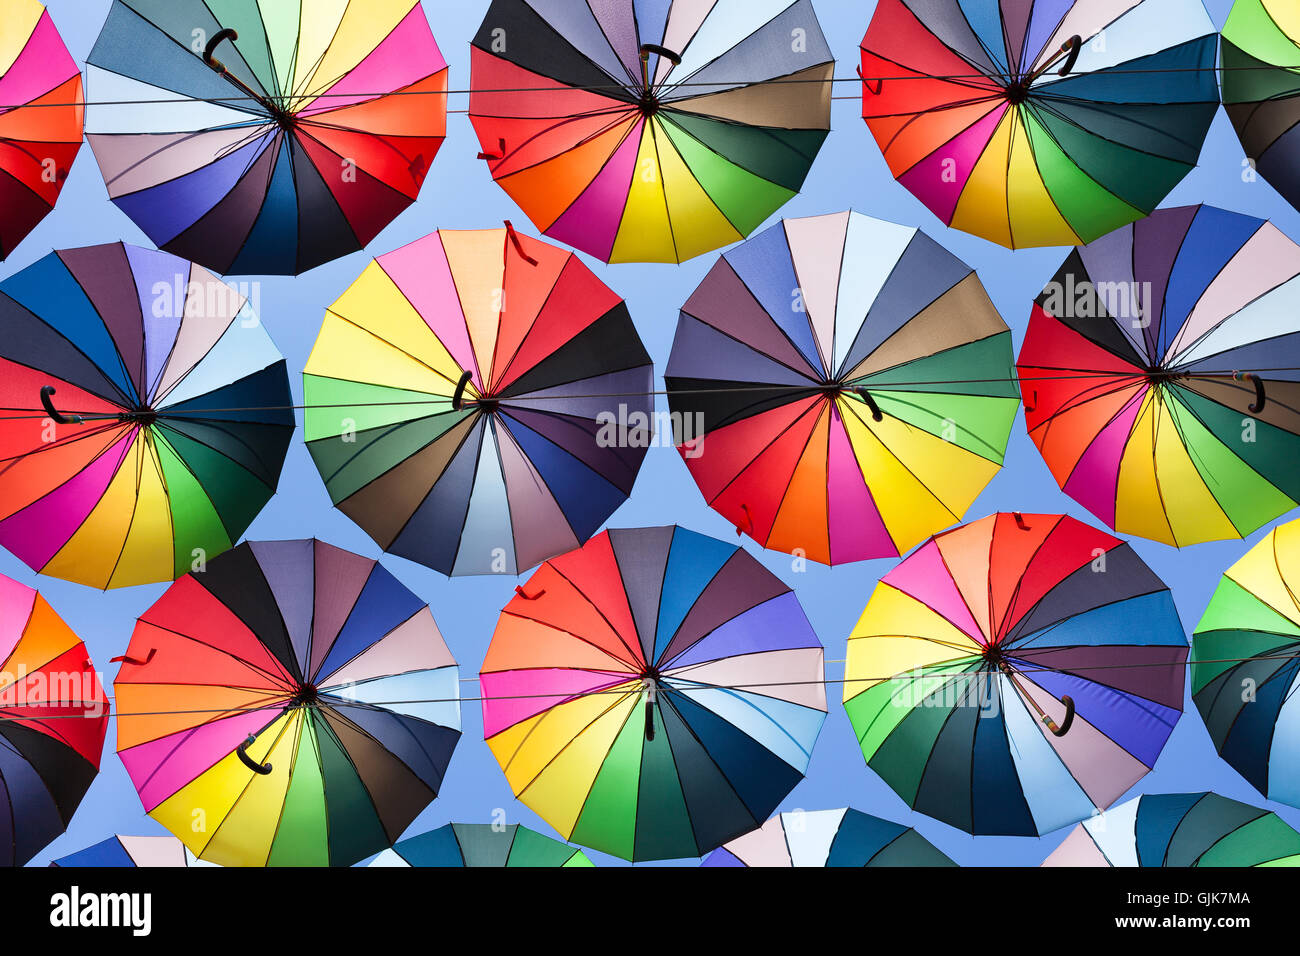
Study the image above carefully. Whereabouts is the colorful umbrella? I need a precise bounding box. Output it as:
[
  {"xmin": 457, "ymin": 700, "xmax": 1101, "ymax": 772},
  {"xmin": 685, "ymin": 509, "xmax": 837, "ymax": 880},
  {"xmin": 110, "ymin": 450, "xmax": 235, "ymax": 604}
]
[
  {"xmin": 1190, "ymin": 517, "xmax": 1300, "ymax": 807},
  {"xmin": 1018, "ymin": 204, "xmax": 1300, "ymax": 547},
  {"xmin": 844, "ymin": 512, "xmax": 1187, "ymax": 837},
  {"xmin": 1043, "ymin": 791, "xmax": 1300, "ymax": 866},
  {"xmin": 861, "ymin": 0, "xmax": 1219, "ymax": 248},
  {"xmin": 469, "ymin": 0, "xmax": 832, "ymax": 263},
  {"xmin": 304, "ymin": 226, "xmax": 653, "ymax": 577},
  {"xmin": 51, "ymin": 834, "xmax": 217, "ymax": 867},
  {"xmin": 0, "ymin": 573, "xmax": 107, "ymax": 866},
  {"xmin": 703, "ymin": 807, "xmax": 955, "ymax": 867},
  {"xmin": 0, "ymin": 242, "xmax": 293, "ymax": 589},
  {"xmin": 114, "ymin": 539, "xmax": 461, "ymax": 867},
  {"xmin": 481, "ymin": 525, "xmax": 826, "ymax": 861},
  {"xmin": 1222, "ymin": 0, "xmax": 1300, "ymax": 213},
  {"xmin": 369, "ymin": 823, "xmax": 593, "ymax": 867},
  {"xmin": 666, "ymin": 211, "xmax": 1019, "ymax": 565},
  {"xmin": 84, "ymin": 0, "xmax": 447, "ymax": 275},
  {"xmin": 0, "ymin": 0, "xmax": 82, "ymax": 259}
]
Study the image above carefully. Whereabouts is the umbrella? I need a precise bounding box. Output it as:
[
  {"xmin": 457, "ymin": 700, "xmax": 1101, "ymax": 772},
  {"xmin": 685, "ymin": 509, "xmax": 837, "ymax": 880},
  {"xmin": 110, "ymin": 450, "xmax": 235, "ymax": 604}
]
[
  {"xmin": 83, "ymin": 0, "xmax": 447, "ymax": 276},
  {"xmin": 665, "ymin": 211, "xmax": 1019, "ymax": 565},
  {"xmin": 0, "ymin": 242, "xmax": 294, "ymax": 589},
  {"xmin": 469, "ymin": 0, "xmax": 832, "ymax": 264},
  {"xmin": 0, "ymin": 573, "xmax": 108, "ymax": 866},
  {"xmin": 861, "ymin": 0, "xmax": 1219, "ymax": 248},
  {"xmin": 1222, "ymin": 0, "xmax": 1300, "ymax": 213},
  {"xmin": 844, "ymin": 512, "xmax": 1187, "ymax": 836},
  {"xmin": 1043, "ymin": 791, "xmax": 1300, "ymax": 866},
  {"xmin": 702, "ymin": 807, "xmax": 954, "ymax": 867},
  {"xmin": 114, "ymin": 538, "xmax": 462, "ymax": 867},
  {"xmin": 481, "ymin": 525, "xmax": 826, "ymax": 861},
  {"xmin": 1018, "ymin": 204, "xmax": 1300, "ymax": 547},
  {"xmin": 0, "ymin": 0, "xmax": 82, "ymax": 259},
  {"xmin": 304, "ymin": 226, "xmax": 653, "ymax": 577},
  {"xmin": 51, "ymin": 834, "xmax": 218, "ymax": 867},
  {"xmin": 1190, "ymin": 517, "xmax": 1300, "ymax": 807},
  {"xmin": 369, "ymin": 823, "xmax": 593, "ymax": 867}
]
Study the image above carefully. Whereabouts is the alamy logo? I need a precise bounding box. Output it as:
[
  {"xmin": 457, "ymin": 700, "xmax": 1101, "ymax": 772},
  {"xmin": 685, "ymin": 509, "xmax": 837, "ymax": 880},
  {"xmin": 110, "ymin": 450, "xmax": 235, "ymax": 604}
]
[{"xmin": 49, "ymin": 887, "xmax": 151, "ymax": 936}]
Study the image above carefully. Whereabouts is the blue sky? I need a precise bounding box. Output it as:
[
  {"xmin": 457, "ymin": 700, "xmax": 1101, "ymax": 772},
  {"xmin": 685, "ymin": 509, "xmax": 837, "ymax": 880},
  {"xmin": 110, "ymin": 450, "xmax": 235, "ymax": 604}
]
[{"xmin": 11, "ymin": 0, "xmax": 1300, "ymax": 866}]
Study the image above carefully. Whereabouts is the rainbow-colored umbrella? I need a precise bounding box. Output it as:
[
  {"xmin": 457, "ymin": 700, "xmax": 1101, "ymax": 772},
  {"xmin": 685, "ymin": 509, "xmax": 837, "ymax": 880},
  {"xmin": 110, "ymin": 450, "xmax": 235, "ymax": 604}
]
[
  {"xmin": 666, "ymin": 211, "xmax": 1019, "ymax": 564},
  {"xmin": 0, "ymin": 0, "xmax": 82, "ymax": 258},
  {"xmin": 304, "ymin": 226, "xmax": 653, "ymax": 577},
  {"xmin": 0, "ymin": 573, "xmax": 107, "ymax": 866},
  {"xmin": 51, "ymin": 834, "xmax": 217, "ymax": 867},
  {"xmin": 861, "ymin": 0, "xmax": 1219, "ymax": 248},
  {"xmin": 115, "ymin": 539, "xmax": 462, "ymax": 867},
  {"xmin": 1018, "ymin": 205, "xmax": 1300, "ymax": 547},
  {"xmin": 1222, "ymin": 0, "xmax": 1300, "ymax": 212},
  {"xmin": 844, "ymin": 513, "xmax": 1187, "ymax": 836},
  {"xmin": 369, "ymin": 823, "xmax": 593, "ymax": 868},
  {"xmin": 1191, "ymin": 517, "xmax": 1300, "ymax": 807},
  {"xmin": 481, "ymin": 526, "xmax": 826, "ymax": 862},
  {"xmin": 1044, "ymin": 792, "xmax": 1300, "ymax": 866},
  {"xmin": 84, "ymin": 0, "xmax": 447, "ymax": 275},
  {"xmin": 703, "ymin": 808, "xmax": 954, "ymax": 867},
  {"xmin": 0, "ymin": 243, "xmax": 293, "ymax": 589},
  {"xmin": 470, "ymin": 0, "xmax": 832, "ymax": 263}
]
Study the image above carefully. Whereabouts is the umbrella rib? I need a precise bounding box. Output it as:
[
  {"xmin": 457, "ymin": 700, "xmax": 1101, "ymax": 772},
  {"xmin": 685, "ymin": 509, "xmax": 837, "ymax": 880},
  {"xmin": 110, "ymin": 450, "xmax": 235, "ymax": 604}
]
[
  {"xmin": 841, "ymin": 398, "xmax": 962, "ymax": 524},
  {"xmin": 503, "ymin": 682, "xmax": 637, "ymax": 795},
  {"xmin": 127, "ymin": 619, "xmax": 296, "ymax": 691},
  {"xmin": 675, "ymin": 307, "xmax": 823, "ymax": 384}
]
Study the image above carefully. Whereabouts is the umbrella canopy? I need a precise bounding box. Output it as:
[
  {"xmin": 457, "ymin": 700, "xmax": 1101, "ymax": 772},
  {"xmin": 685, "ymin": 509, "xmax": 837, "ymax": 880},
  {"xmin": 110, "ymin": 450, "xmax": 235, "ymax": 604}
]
[
  {"xmin": 1191, "ymin": 517, "xmax": 1300, "ymax": 807},
  {"xmin": 0, "ymin": 0, "xmax": 82, "ymax": 259},
  {"xmin": 666, "ymin": 211, "xmax": 1019, "ymax": 565},
  {"xmin": 0, "ymin": 573, "xmax": 107, "ymax": 866},
  {"xmin": 861, "ymin": 0, "xmax": 1219, "ymax": 248},
  {"xmin": 304, "ymin": 226, "xmax": 653, "ymax": 577},
  {"xmin": 703, "ymin": 807, "xmax": 954, "ymax": 867},
  {"xmin": 469, "ymin": 0, "xmax": 832, "ymax": 264},
  {"xmin": 1043, "ymin": 791, "xmax": 1300, "ymax": 866},
  {"xmin": 844, "ymin": 512, "xmax": 1187, "ymax": 837},
  {"xmin": 51, "ymin": 834, "xmax": 217, "ymax": 867},
  {"xmin": 0, "ymin": 242, "xmax": 293, "ymax": 589},
  {"xmin": 1018, "ymin": 204, "xmax": 1300, "ymax": 547},
  {"xmin": 84, "ymin": 0, "xmax": 447, "ymax": 276},
  {"xmin": 1222, "ymin": 0, "xmax": 1300, "ymax": 213},
  {"xmin": 481, "ymin": 525, "xmax": 826, "ymax": 861},
  {"xmin": 114, "ymin": 539, "xmax": 461, "ymax": 867},
  {"xmin": 369, "ymin": 823, "xmax": 593, "ymax": 867}
]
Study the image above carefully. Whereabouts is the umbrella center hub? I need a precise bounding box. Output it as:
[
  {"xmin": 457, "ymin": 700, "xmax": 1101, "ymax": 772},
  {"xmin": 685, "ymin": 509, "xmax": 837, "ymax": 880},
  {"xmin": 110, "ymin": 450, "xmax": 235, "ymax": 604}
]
[
  {"xmin": 122, "ymin": 406, "xmax": 157, "ymax": 426},
  {"xmin": 291, "ymin": 683, "xmax": 319, "ymax": 706},
  {"xmin": 1146, "ymin": 369, "xmax": 1181, "ymax": 387},
  {"xmin": 638, "ymin": 91, "xmax": 661, "ymax": 116},
  {"xmin": 475, "ymin": 396, "xmax": 500, "ymax": 414},
  {"xmin": 641, "ymin": 666, "xmax": 662, "ymax": 682},
  {"xmin": 1004, "ymin": 81, "xmax": 1030, "ymax": 105}
]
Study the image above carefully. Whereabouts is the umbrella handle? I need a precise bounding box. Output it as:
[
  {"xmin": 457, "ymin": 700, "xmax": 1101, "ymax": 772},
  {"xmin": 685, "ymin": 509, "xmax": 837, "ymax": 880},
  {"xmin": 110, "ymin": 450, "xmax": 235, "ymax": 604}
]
[
  {"xmin": 109, "ymin": 649, "xmax": 155, "ymax": 666},
  {"xmin": 1235, "ymin": 372, "xmax": 1265, "ymax": 413},
  {"xmin": 450, "ymin": 370, "xmax": 473, "ymax": 411},
  {"xmin": 40, "ymin": 386, "xmax": 82, "ymax": 425},
  {"xmin": 236, "ymin": 735, "xmax": 273, "ymax": 775},
  {"xmin": 1057, "ymin": 36, "xmax": 1082, "ymax": 77},
  {"xmin": 1042, "ymin": 695, "xmax": 1075, "ymax": 737},
  {"xmin": 853, "ymin": 387, "xmax": 884, "ymax": 422},
  {"xmin": 203, "ymin": 28, "xmax": 238, "ymax": 74},
  {"xmin": 642, "ymin": 680, "xmax": 658, "ymax": 741},
  {"xmin": 639, "ymin": 44, "xmax": 681, "ymax": 66}
]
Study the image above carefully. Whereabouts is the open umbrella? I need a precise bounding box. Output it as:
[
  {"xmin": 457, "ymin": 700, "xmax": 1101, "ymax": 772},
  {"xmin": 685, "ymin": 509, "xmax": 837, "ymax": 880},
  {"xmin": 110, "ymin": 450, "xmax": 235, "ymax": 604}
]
[
  {"xmin": 0, "ymin": 0, "xmax": 82, "ymax": 259},
  {"xmin": 1222, "ymin": 0, "xmax": 1300, "ymax": 212},
  {"xmin": 0, "ymin": 242, "xmax": 293, "ymax": 589},
  {"xmin": 861, "ymin": 0, "xmax": 1219, "ymax": 248},
  {"xmin": 666, "ymin": 211, "xmax": 1019, "ymax": 565},
  {"xmin": 470, "ymin": 0, "xmax": 832, "ymax": 263},
  {"xmin": 51, "ymin": 834, "xmax": 217, "ymax": 867},
  {"xmin": 1190, "ymin": 517, "xmax": 1300, "ymax": 807},
  {"xmin": 0, "ymin": 573, "xmax": 108, "ymax": 866},
  {"xmin": 481, "ymin": 525, "xmax": 826, "ymax": 861},
  {"xmin": 703, "ymin": 807, "xmax": 954, "ymax": 867},
  {"xmin": 84, "ymin": 0, "xmax": 447, "ymax": 275},
  {"xmin": 369, "ymin": 823, "xmax": 593, "ymax": 867},
  {"xmin": 1018, "ymin": 204, "xmax": 1300, "ymax": 547},
  {"xmin": 844, "ymin": 512, "xmax": 1187, "ymax": 836},
  {"xmin": 1043, "ymin": 791, "xmax": 1300, "ymax": 866},
  {"xmin": 114, "ymin": 539, "xmax": 461, "ymax": 867},
  {"xmin": 304, "ymin": 226, "xmax": 653, "ymax": 577}
]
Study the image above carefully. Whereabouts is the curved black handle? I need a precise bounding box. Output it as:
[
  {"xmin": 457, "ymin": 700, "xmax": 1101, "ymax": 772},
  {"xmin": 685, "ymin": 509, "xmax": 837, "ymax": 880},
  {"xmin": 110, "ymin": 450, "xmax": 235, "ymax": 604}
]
[
  {"xmin": 236, "ymin": 735, "xmax": 272, "ymax": 775},
  {"xmin": 203, "ymin": 27, "xmax": 238, "ymax": 72},
  {"xmin": 1058, "ymin": 35, "xmax": 1082, "ymax": 76},
  {"xmin": 1245, "ymin": 373, "xmax": 1265, "ymax": 414},
  {"xmin": 644, "ymin": 699, "xmax": 656, "ymax": 741},
  {"xmin": 855, "ymin": 387, "xmax": 884, "ymax": 422},
  {"xmin": 1045, "ymin": 695, "xmax": 1075, "ymax": 737},
  {"xmin": 40, "ymin": 386, "xmax": 83, "ymax": 425},
  {"xmin": 450, "ymin": 370, "xmax": 473, "ymax": 411},
  {"xmin": 639, "ymin": 43, "xmax": 681, "ymax": 65}
]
